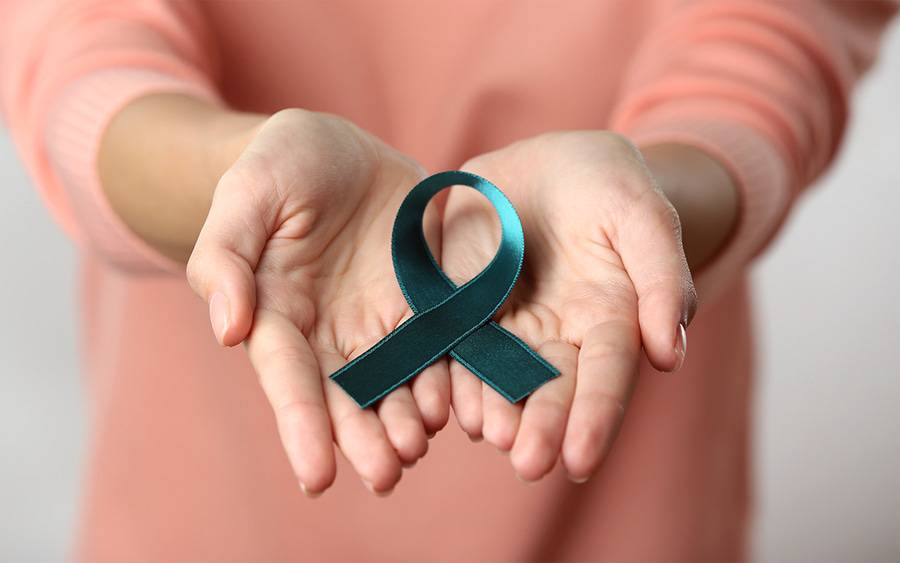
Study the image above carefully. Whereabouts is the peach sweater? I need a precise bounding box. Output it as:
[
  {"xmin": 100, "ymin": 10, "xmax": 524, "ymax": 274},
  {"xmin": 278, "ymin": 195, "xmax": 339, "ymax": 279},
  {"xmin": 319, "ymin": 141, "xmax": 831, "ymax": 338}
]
[{"xmin": 1, "ymin": 1, "xmax": 893, "ymax": 561}]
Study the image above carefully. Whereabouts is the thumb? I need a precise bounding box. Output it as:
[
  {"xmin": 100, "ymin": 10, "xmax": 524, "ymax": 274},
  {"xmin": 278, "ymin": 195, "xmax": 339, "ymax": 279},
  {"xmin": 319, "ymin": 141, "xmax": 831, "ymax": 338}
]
[
  {"xmin": 187, "ymin": 165, "xmax": 274, "ymax": 346},
  {"xmin": 616, "ymin": 191, "xmax": 697, "ymax": 372}
]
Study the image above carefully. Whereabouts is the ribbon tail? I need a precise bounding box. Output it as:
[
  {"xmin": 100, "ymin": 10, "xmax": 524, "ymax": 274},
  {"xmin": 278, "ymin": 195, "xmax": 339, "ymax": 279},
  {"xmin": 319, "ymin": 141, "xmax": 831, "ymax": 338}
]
[{"xmin": 450, "ymin": 321, "xmax": 559, "ymax": 403}]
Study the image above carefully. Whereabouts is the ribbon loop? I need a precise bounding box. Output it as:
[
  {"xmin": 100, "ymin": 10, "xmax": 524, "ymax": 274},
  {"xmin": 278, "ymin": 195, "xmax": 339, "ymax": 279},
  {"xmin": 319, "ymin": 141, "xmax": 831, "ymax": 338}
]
[{"xmin": 331, "ymin": 171, "xmax": 558, "ymax": 408}]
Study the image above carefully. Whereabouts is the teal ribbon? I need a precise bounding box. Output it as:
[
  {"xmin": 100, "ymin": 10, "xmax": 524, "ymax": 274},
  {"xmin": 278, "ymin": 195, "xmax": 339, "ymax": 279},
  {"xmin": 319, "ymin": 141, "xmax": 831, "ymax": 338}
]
[{"xmin": 330, "ymin": 171, "xmax": 559, "ymax": 408}]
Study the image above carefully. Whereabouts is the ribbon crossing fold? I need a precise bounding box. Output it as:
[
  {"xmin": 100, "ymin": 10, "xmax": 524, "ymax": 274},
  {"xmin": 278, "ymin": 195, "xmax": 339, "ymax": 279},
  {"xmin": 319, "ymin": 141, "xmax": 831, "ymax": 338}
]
[{"xmin": 330, "ymin": 171, "xmax": 559, "ymax": 408}]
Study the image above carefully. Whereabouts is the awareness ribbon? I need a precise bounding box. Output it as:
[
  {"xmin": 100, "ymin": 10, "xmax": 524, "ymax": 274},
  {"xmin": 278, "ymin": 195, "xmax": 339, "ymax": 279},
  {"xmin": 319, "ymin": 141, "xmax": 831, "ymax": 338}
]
[{"xmin": 330, "ymin": 171, "xmax": 559, "ymax": 408}]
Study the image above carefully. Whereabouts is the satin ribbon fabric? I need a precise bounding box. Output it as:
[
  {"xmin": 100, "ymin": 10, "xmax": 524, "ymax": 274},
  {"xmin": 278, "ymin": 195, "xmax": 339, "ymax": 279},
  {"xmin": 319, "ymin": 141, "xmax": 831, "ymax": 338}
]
[{"xmin": 331, "ymin": 171, "xmax": 559, "ymax": 408}]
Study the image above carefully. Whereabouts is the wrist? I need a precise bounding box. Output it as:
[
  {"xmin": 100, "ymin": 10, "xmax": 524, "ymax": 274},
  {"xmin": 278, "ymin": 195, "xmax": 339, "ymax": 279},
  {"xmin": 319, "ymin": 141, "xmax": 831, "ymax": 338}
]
[
  {"xmin": 200, "ymin": 105, "xmax": 267, "ymax": 191},
  {"xmin": 639, "ymin": 143, "xmax": 739, "ymax": 272},
  {"xmin": 99, "ymin": 93, "xmax": 265, "ymax": 262}
]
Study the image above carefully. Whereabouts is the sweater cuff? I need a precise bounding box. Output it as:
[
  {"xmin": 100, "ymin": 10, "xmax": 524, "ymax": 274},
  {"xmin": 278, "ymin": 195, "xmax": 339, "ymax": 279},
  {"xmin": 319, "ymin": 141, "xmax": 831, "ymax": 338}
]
[
  {"xmin": 616, "ymin": 111, "xmax": 794, "ymax": 297},
  {"xmin": 44, "ymin": 68, "xmax": 221, "ymax": 275}
]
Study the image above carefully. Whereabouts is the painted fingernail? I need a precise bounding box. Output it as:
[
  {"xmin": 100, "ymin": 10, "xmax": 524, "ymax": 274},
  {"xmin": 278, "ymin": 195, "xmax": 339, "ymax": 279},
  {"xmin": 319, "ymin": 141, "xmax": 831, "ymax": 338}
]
[
  {"xmin": 673, "ymin": 322, "xmax": 687, "ymax": 371},
  {"xmin": 209, "ymin": 292, "xmax": 230, "ymax": 345}
]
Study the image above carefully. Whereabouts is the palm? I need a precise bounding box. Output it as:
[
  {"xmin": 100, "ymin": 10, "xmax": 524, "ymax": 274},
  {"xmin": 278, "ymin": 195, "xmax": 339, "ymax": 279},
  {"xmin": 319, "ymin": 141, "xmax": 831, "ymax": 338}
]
[
  {"xmin": 504, "ymin": 212, "xmax": 638, "ymax": 348},
  {"xmin": 442, "ymin": 132, "xmax": 689, "ymax": 482},
  {"xmin": 255, "ymin": 144, "xmax": 421, "ymax": 359}
]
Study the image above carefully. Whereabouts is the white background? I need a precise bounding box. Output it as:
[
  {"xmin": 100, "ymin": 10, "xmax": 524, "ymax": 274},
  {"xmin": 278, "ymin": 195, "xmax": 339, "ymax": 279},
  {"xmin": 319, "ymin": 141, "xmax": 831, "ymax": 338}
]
[{"xmin": 1, "ymin": 22, "xmax": 898, "ymax": 563}]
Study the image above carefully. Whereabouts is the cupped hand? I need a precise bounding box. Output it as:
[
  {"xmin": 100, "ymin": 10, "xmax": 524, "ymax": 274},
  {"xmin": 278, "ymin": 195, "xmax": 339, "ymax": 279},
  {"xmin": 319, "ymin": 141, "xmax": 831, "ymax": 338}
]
[
  {"xmin": 187, "ymin": 109, "xmax": 450, "ymax": 495},
  {"xmin": 441, "ymin": 131, "xmax": 696, "ymax": 482}
]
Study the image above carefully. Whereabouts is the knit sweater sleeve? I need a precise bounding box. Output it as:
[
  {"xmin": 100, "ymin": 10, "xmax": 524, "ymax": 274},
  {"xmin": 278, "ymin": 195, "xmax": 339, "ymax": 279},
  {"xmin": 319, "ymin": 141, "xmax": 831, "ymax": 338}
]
[
  {"xmin": 0, "ymin": 0, "xmax": 222, "ymax": 274},
  {"xmin": 610, "ymin": 0, "xmax": 897, "ymax": 295}
]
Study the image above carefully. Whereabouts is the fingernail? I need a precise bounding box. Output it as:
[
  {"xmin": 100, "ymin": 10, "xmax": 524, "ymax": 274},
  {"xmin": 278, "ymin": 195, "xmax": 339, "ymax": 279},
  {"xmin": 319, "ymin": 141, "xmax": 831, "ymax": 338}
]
[
  {"xmin": 299, "ymin": 481, "xmax": 322, "ymax": 498},
  {"xmin": 673, "ymin": 322, "xmax": 687, "ymax": 371},
  {"xmin": 568, "ymin": 475, "xmax": 590, "ymax": 484},
  {"xmin": 515, "ymin": 473, "xmax": 537, "ymax": 485},
  {"xmin": 468, "ymin": 434, "xmax": 483, "ymax": 443},
  {"xmin": 402, "ymin": 460, "xmax": 418, "ymax": 469},
  {"xmin": 362, "ymin": 479, "xmax": 392, "ymax": 497},
  {"xmin": 209, "ymin": 292, "xmax": 230, "ymax": 345}
]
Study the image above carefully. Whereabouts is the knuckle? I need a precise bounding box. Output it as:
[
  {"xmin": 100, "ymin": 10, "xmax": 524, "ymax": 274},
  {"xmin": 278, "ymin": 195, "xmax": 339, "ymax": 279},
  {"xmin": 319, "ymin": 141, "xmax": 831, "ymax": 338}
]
[
  {"xmin": 332, "ymin": 405, "xmax": 372, "ymax": 431},
  {"xmin": 659, "ymin": 200, "xmax": 683, "ymax": 238},
  {"xmin": 628, "ymin": 188, "xmax": 683, "ymax": 240},
  {"xmin": 527, "ymin": 394, "xmax": 570, "ymax": 419},
  {"xmin": 262, "ymin": 343, "xmax": 312, "ymax": 371},
  {"xmin": 269, "ymin": 107, "xmax": 316, "ymax": 129},
  {"xmin": 184, "ymin": 249, "xmax": 208, "ymax": 291},
  {"xmin": 274, "ymin": 398, "xmax": 328, "ymax": 425},
  {"xmin": 597, "ymin": 130, "xmax": 637, "ymax": 153},
  {"xmin": 218, "ymin": 158, "xmax": 279, "ymax": 207},
  {"xmin": 577, "ymin": 389, "xmax": 627, "ymax": 416},
  {"xmin": 461, "ymin": 154, "xmax": 490, "ymax": 176},
  {"xmin": 413, "ymin": 384, "xmax": 444, "ymax": 414}
]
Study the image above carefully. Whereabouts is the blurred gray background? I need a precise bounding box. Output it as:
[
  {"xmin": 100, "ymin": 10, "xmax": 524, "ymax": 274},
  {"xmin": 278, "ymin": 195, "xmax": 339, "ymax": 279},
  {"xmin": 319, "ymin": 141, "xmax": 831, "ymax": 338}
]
[{"xmin": 1, "ymin": 24, "xmax": 898, "ymax": 563}]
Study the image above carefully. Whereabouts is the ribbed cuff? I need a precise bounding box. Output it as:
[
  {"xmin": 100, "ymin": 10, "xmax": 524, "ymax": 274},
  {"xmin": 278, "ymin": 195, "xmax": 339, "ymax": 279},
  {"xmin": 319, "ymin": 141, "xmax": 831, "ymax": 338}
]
[
  {"xmin": 44, "ymin": 68, "xmax": 221, "ymax": 275},
  {"xmin": 615, "ymin": 111, "xmax": 794, "ymax": 298}
]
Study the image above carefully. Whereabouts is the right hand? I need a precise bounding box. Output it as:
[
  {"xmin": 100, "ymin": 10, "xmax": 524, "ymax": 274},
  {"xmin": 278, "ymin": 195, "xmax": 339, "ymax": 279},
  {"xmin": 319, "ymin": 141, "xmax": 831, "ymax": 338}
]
[{"xmin": 187, "ymin": 109, "xmax": 450, "ymax": 495}]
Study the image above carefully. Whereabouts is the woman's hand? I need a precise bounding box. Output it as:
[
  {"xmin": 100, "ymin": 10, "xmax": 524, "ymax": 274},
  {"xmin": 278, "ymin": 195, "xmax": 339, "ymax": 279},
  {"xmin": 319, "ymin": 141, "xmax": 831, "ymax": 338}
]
[
  {"xmin": 441, "ymin": 131, "xmax": 700, "ymax": 482},
  {"xmin": 186, "ymin": 109, "xmax": 450, "ymax": 495}
]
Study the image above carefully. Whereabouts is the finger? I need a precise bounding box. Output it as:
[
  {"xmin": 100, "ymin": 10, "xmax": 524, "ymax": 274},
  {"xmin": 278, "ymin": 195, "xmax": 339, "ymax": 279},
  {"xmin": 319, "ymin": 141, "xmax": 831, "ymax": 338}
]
[
  {"xmin": 245, "ymin": 309, "xmax": 335, "ymax": 495},
  {"xmin": 187, "ymin": 163, "xmax": 277, "ymax": 346},
  {"xmin": 390, "ymin": 307, "xmax": 450, "ymax": 437},
  {"xmin": 562, "ymin": 320, "xmax": 640, "ymax": 482},
  {"xmin": 510, "ymin": 340, "xmax": 578, "ymax": 482},
  {"xmin": 410, "ymin": 359, "xmax": 451, "ymax": 436},
  {"xmin": 449, "ymin": 360, "xmax": 484, "ymax": 440},
  {"xmin": 376, "ymin": 385, "xmax": 429, "ymax": 466},
  {"xmin": 318, "ymin": 351, "xmax": 403, "ymax": 495},
  {"xmin": 481, "ymin": 381, "xmax": 522, "ymax": 453},
  {"xmin": 616, "ymin": 192, "xmax": 696, "ymax": 371}
]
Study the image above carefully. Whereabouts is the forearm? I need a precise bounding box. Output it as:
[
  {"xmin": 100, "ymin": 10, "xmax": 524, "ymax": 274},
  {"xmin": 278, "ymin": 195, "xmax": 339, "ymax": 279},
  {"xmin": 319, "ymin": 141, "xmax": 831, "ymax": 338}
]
[
  {"xmin": 98, "ymin": 93, "xmax": 265, "ymax": 263},
  {"xmin": 640, "ymin": 143, "xmax": 739, "ymax": 273},
  {"xmin": 99, "ymin": 100, "xmax": 737, "ymax": 274}
]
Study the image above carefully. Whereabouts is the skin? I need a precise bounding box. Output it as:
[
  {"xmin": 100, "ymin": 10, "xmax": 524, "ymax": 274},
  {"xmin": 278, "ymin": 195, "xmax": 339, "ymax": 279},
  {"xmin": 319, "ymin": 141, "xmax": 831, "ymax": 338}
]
[
  {"xmin": 98, "ymin": 94, "xmax": 737, "ymax": 492},
  {"xmin": 441, "ymin": 132, "xmax": 731, "ymax": 481}
]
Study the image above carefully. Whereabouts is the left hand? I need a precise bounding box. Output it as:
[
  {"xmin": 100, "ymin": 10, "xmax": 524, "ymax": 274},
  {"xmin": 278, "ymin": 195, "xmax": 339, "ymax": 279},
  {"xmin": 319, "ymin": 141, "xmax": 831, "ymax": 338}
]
[{"xmin": 441, "ymin": 131, "xmax": 697, "ymax": 482}]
